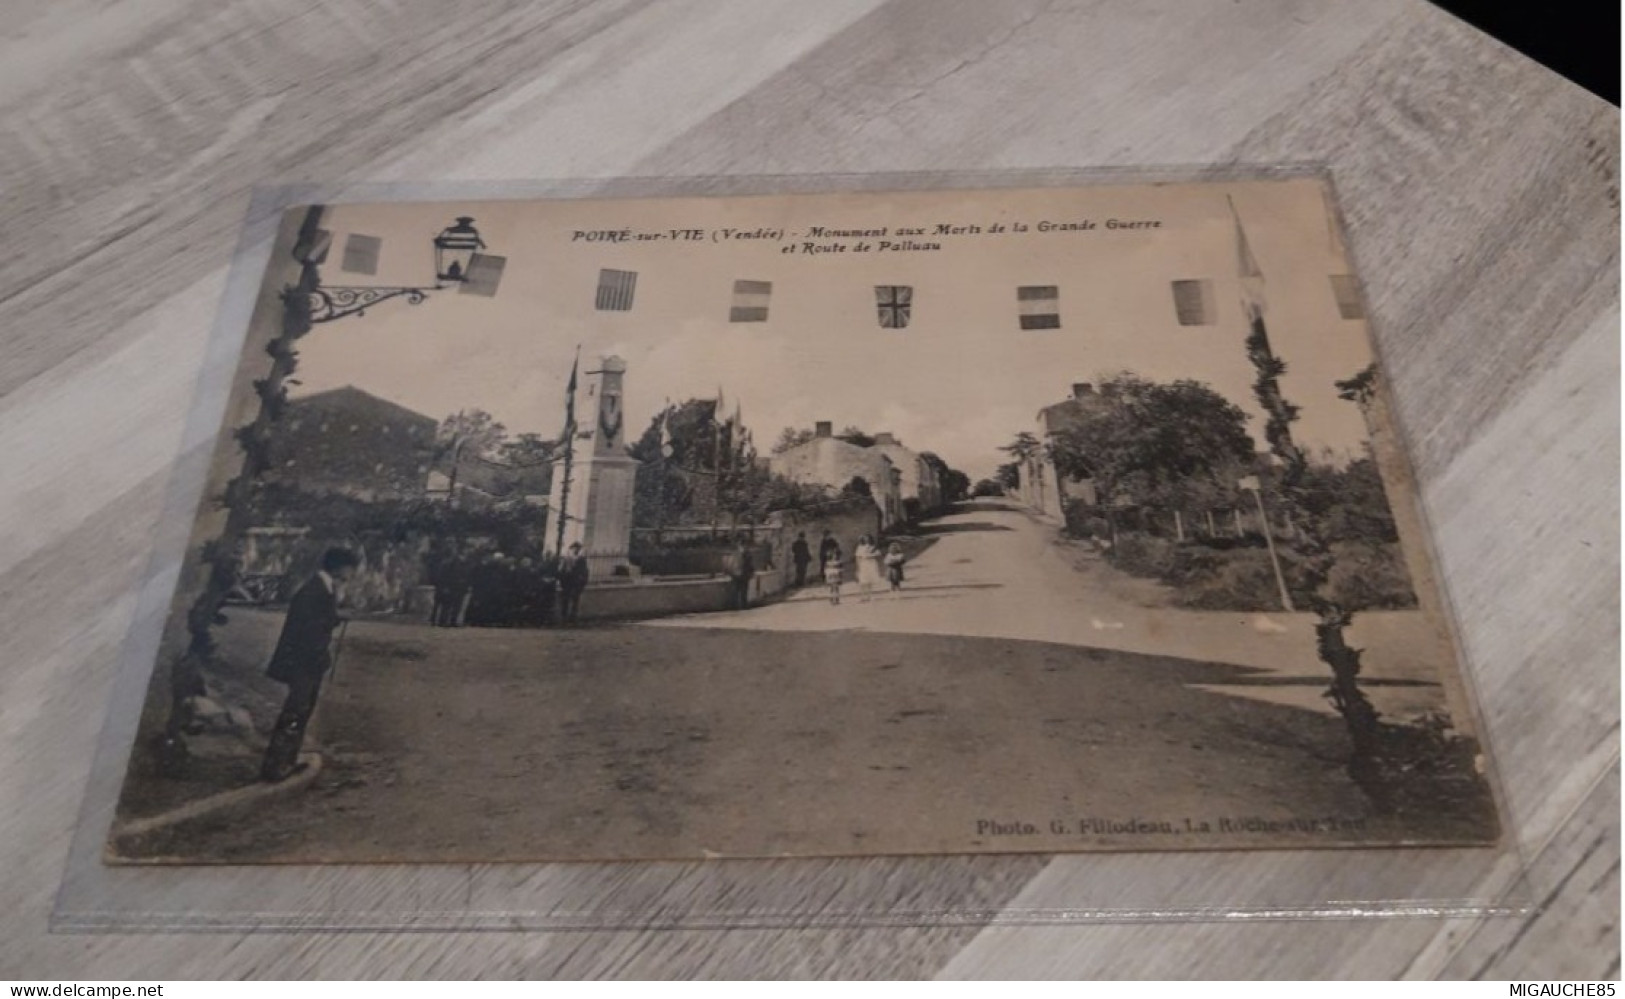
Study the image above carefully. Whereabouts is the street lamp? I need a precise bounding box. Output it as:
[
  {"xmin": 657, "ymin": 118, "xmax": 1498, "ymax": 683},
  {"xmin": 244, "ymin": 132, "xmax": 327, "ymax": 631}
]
[
  {"xmin": 161, "ymin": 204, "xmax": 505, "ymax": 774},
  {"xmin": 293, "ymin": 214, "xmax": 501, "ymax": 324},
  {"xmin": 433, "ymin": 216, "xmax": 485, "ymax": 283}
]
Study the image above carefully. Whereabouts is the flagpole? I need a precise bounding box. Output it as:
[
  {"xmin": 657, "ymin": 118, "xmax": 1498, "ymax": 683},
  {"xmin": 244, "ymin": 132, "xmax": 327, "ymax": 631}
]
[
  {"xmin": 553, "ymin": 346, "xmax": 581, "ymax": 558},
  {"xmin": 712, "ymin": 389, "xmax": 724, "ymax": 539},
  {"xmin": 656, "ymin": 404, "xmax": 673, "ymax": 547}
]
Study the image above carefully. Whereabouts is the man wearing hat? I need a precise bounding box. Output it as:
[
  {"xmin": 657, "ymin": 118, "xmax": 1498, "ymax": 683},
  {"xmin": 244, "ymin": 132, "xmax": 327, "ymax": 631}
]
[
  {"xmin": 557, "ymin": 542, "xmax": 590, "ymax": 625},
  {"xmin": 260, "ymin": 547, "xmax": 358, "ymax": 782}
]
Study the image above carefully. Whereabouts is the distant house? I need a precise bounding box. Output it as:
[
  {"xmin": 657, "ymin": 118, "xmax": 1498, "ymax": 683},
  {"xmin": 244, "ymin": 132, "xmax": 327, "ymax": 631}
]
[
  {"xmin": 867, "ymin": 432, "xmax": 942, "ymax": 515},
  {"xmin": 770, "ymin": 422, "xmax": 904, "ymax": 529},
  {"xmin": 271, "ymin": 385, "xmax": 551, "ymax": 507},
  {"xmin": 1016, "ymin": 382, "xmax": 1102, "ymax": 521},
  {"xmin": 424, "ymin": 452, "xmax": 552, "ymax": 508},
  {"xmin": 267, "ymin": 386, "xmax": 438, "ymax": 501}
]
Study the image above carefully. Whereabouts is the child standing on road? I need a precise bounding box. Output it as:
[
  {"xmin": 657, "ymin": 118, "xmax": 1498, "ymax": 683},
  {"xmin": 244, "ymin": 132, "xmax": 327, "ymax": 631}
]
[
  {"xmin": 884, "ymin": 541, "xmax": 906, "ymax": 594},
  {"xmin": 823, "ymin": 545, "xmax": 843, "ymax": 605},
  {"xmin": 854, "ymin": 535, "xmax": 882, "ymax": 602}
]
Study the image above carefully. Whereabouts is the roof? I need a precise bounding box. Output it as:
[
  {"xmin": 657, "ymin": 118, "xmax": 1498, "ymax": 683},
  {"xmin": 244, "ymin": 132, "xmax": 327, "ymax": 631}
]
[
  {"xmin": 1038, "ymin": 396, "xmax": 1097, "ymax": 435},
  {"xmin": 288, "ymin": 385, "xmax": 438, "ymax": 430},
  {"xmin": 868, "ymin": 438, "xmax": 922, "ymax": 464},
  {"xmin": 779, "ymin": 434, "xmax": 888, "ymax": 462}
]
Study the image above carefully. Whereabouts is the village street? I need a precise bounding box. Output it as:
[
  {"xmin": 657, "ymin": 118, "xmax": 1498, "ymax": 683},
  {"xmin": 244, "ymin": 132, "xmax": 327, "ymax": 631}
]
[
  {"xmin": 652, "ymin": 500, "xmax": 1456, "ymax": 724},
  {"xmin": 119, "ymin": 503, "xmax": 1490, "ymax": 865}
]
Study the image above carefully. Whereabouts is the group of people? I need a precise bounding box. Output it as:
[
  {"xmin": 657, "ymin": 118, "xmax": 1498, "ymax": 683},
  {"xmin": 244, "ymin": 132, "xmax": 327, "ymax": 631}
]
[
  {"xmin": 257, "ymin": 527, "xmax": 906, "ymax": 782},
  {"xmin": 257, "ymin": 540, "xmax": 597, "ymax": 784},
  {"xmin": 790, "ymin": 530, "xmax": 907, "ymax": 605},
  {"xmin": 424, "ymin": 541, "xmax": 591, "ymax": 629}
]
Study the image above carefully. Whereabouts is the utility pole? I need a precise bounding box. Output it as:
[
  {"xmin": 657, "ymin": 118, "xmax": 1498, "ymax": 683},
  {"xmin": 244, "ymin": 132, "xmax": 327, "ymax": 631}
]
[
  {"xmin": 553, "ymin": 347, "xmax": 581, "ymax": 557},
  {"xmin": 1239, "ymin": 475, "xmax": 1293, "ymax": 612}
]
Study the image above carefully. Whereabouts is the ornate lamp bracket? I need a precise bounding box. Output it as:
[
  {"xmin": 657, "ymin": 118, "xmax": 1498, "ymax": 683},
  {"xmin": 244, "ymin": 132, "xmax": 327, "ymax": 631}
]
[{"xmin": 291, "ymin": 284, "xmax": 441, "ymax": 324}]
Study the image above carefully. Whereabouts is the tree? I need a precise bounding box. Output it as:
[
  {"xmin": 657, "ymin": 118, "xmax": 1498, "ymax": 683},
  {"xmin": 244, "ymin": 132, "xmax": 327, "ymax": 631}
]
[
  {"xmin": 435, "ymin": 409, "xmax": 507, "ymax": 506},
  {"xmin": 842, "ymin": 475, "xmax": 872, "ymax": 498},
  {"xmin": 1043, "ymin": 373, "xmax": 1254, "ymax": 514},
  {"xmin": 920, "ymin": 451, "xmax": 970, "ymax": 506},
  {"xmin": 499, "ymin": 432, "xmax": 553, "ymax": 468},
  {"xmin": 437, "ymin": 409, "xmax": 506, "ymax": 455},
  {"xmin": 1000, "ymin": 431, "xmax": 1044, "ymax": 464},
  {"xmin": 629, "ymin": 399, "xmax": 723, "ymax": 528},
  {"xmin": 161, "ymin": 206, "xmax": 322, "ymax": 771},
  {"xmin": 972, "ymin": 478, "xmax": 1004, "ymax": 497},
  {"xmin": 838, "ymin": 425, "xmax": 876, "ymax": 448},
  {"xmin": 994, "ymin": 461, "xmax": 1021, "ymax": 490},
  {"xmin": 1244, "ymin": 316, "xmax": 1388, "ymax": 806},
  {"xmin": 772, "ymin": 426, "xmax": 817, "ymax": 453},
  {"xmin": 1334, "ymin": 363, "xmax": 1378, "ymax": 410},
  {"xmin": 1298, "ymin": 457, "xmax": 1401, "ymax": 545},
  {"xmin": 629, "ymin": 399, "xmax": 822, "ymax": 529}
]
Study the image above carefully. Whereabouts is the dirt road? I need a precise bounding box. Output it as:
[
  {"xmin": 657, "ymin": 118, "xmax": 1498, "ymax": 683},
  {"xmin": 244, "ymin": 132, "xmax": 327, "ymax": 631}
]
[
  {"xmin": 113, "ymin": 496, "xmax": 1497, "ymax": 863},
  {"xmin": 652, "ymin": 500, "xmax": 1457, "ymax": 722}
]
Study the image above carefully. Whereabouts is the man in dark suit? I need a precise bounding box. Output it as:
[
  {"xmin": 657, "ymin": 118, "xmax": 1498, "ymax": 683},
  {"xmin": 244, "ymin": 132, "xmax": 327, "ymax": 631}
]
[
  {"xmin": 260, "ymin": 547, "xmax": 359, "ymax": 782},
  {"xmin": 557, "ymin": 542, "xmax": 590, "ymax": 624},
  {"xmin": 790, "ymin": 531, "xmax": 812, "ymax": 587},
  {"xmin": 726, "ymin": 537, "xmax": 756, "ymax": 610}
]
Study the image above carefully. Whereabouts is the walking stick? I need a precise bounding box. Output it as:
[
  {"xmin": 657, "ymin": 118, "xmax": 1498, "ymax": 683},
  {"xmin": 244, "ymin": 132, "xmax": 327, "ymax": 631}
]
[
  {"xmin": 308, "ymin": 619, "xmax": 350, "ymax": 758},
  {"xmin": 328, "ymin": 618, "xmax": 351, "ymax": 682}
]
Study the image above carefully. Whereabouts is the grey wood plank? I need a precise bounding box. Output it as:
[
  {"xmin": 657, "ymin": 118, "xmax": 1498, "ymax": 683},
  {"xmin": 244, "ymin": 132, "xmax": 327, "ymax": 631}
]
[
  {"xmin": 1421, "ymin": 305, "xmax": 1620, "ymax": 859},
  {"xmin": 1425, "ymin": 762, "xmax": 1620, "ymax": 979},
  {"xmin": 1224, "ymin": 9, "xmax": 1619, "ymax": 484}
]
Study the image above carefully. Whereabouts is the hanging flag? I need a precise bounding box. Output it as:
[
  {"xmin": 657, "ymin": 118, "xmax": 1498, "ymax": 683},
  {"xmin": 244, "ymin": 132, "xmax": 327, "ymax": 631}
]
[
  {"xmin": 875, "ymin": 285, "xmax": 912, "ymax": 329},
  {"xmin": 458, "ymin": 253, "xmax": 506, "ymax": 297},
  {"xmin": 1328, "ymin": 274, "xmax": 1365, "ymax": 319},
  {"xmin": 728, "ymin": 402, "xmax": 745, "ymax": 469},
  {"xmin": 713, "ymin": 388, "xmax": 725, "ymax": 472},
  {"xmin": 1171, "ymin": 279, "xmax": 1217, "ymax": 326},
  {"xmin": 659, "ymin": 407, "xmax": 675, "ymax": 459},
  {"xmin": 1228, "ymin": 196, "xmax": 1266, "ymax": 321},
  {"xmin": 1322, "ymin": 184, "xmax": 1349, "ymax": 257},
  {"xmin": 1016, "ymin": 285, "xmax": 1060, "ymax": 330},
  {"xmin": 729, "ymin": 279, "xmax": 772, "ymax": 322},
  {"xmin": 595, "ymin": 268, "xmax": 638, "ymax": 311},
  {"xmin": 552, "ymin": 348, "xmax": 582, "ymax": 557},
  {"xmin": 561, "ymin": 350, "xmax": 580, "ymax": 441},
  {"xmin": 340, "ymin": 233, "xmax": 381, "ymax": 275}
]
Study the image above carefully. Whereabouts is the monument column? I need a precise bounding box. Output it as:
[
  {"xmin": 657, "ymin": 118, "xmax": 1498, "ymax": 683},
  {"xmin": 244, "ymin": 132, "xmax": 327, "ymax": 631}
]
[{"xmin": 546, "ymin": 356, "xmax": 640, "ymax": 580}]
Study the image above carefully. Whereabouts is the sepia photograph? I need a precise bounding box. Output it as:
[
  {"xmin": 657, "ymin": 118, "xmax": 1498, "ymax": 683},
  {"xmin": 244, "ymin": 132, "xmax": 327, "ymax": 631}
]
[{"xmin": 107, "ymin": 177, "xmax": 1501, "ymax": 863}]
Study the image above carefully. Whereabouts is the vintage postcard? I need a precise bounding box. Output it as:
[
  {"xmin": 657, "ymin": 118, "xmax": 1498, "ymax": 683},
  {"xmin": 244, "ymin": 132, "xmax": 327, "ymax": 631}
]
[{"xmin": 108, "ymin": 176, "xmax": 1499, "ymax": 863}]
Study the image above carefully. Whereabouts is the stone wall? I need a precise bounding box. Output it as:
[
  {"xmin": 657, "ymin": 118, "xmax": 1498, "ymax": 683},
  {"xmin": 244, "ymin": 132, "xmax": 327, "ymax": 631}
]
[{"xmin": 574, "ymin": 577, "xmax": 734, "ymax": 621}]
